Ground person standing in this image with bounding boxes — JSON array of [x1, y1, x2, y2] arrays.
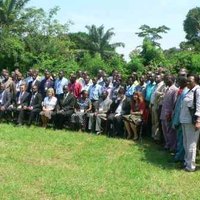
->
[[180, 74, 200, 172], [160, 75, 178, 152], [54, 70, 68, 101]]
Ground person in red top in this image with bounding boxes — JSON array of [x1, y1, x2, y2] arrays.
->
[[123, 92, 146, 140], [68, 74, 82, 98]]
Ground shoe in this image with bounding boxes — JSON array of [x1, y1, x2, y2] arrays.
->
[[184, 167, 196, 172], [96, 131, 102, 135]]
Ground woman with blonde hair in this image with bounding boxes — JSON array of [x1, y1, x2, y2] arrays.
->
[[123, 92, 146, 140], [40, 88, 57, 128]]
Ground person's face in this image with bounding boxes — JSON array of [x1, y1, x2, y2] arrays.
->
[[32, 86, 38, 93], [128, 78, 133, 85], [102, 92, 108, 100], [2, 69, 7, 76], [133, 94, 139, 101], [17, 74, 22, 80], [4, 73, 9, 80], [140, 76, 145, 83], [149, 74, 155, 82], [45, 72, 50, 79], [20, 85, 26, 92], [59, 72, 64, 79], [92, 78, 97, 85], [28, 70, 33, 77], [155, 75, 161, 84], [0, 84, 4, 91], [63, 86, 68, 94], [32, 73, 37, 80], [48, 91, 53, 97], [187, 76, 196, 89], [82, 92, 88, 98], [70, 76, 76, 83], [84, 76, 89, 84]]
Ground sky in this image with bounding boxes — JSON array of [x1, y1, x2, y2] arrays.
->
[[27, 0, 199, 61]]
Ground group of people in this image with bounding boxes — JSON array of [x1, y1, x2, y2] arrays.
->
[[0, 67, 199, 172]]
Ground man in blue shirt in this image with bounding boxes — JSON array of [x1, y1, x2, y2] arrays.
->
[[54, 71, 68, 101]]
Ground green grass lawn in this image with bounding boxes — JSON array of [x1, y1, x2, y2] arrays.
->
[[0, 123, 200, 200]]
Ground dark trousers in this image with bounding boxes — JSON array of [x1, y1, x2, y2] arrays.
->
[[52, 110, 74, 129], [107, 114, 124, 138], [17, 109, 40, 125]]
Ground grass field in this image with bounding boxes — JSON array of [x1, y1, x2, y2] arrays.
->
[[0, 123, 200, 200]]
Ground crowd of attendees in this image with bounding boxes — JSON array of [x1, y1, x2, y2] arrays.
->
[[0, 67, 200, 172]]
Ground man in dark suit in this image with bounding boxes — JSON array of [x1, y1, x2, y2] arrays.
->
[[52, 85, 76, 129], [18, 85, 42, 126], [0, 82, 12, 120], [8, 82, 30, 125], [107, 87, 131, 137], [39, 71, 54, 99], [27, 71, 40, 93]]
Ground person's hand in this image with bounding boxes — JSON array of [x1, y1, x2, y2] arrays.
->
[[166, 113, 172, 121], [1, 106, 5, 111], [195, 121, 200, 131]]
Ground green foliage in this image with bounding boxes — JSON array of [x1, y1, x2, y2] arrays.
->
[[0, 0, 30, 28], [79, 53, 107, 76], [136, 24, 170, 47], [128, 50, 145, 75], [83, 24, 125, 59], [184, 7, 200, 50], [0, 30, 25, 71]]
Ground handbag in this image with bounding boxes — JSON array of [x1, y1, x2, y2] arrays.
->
[[129, 114, 142, 125], [189, 89, 197, 124]]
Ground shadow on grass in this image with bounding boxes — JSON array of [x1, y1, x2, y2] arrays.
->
[[132, 138, 178, 171]]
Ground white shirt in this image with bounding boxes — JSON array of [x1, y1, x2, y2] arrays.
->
[[43, 96, 57, 110], [180, 85, 200, 124]]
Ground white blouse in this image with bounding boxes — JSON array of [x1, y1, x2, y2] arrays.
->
[[43, 96, 57, 110]]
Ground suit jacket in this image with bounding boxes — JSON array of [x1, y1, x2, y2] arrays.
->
[[107, 97, 131, 115], [27, 80, 41, 93], [0, 90, 12, 108], [15, 91, 30, 107], [29, 92, 42, 110], [39, 78, 54, 98], [57, 93, 76, 111]]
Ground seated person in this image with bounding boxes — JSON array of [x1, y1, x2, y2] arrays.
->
[[52, 85, 76, 129], [17, 85, 42, 126], [7, 82, 30, 125], [123, 92, 145, 140], [0, 82, 12, 120], [71, 90, 92, 131], [40, 88, 57, 128], [88, 90, 112, 134], [107, 87, 131, 137]]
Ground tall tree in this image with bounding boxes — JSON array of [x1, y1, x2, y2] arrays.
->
[[136, 24, 170, 47], [83, 24, 125, 59], [184, 7, 200, 50], [0, 0, 29, 28]]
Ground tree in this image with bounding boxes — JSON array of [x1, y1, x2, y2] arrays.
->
[[0, 0, 29, 28], [83, 24, 125, 59], [184, 7, 200, 50], [136, 24, 170, 47]]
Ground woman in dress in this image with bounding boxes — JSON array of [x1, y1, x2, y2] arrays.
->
[[123, 92, 146, 140], [40, 88, 57, 128]]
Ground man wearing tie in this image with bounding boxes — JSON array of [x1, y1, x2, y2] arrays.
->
[[52, 85, 76, 129], [8, 82, 30, 125], [18, 85, 42, 126]]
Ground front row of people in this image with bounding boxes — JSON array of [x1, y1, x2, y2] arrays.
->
[[0, 81, 144, 139]]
